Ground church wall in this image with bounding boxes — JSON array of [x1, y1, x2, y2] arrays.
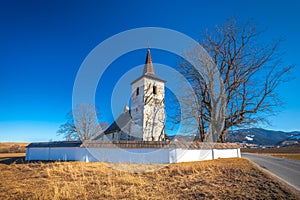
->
[[26, 146, 241, 163], [96, 123, 143, 141], [130, 75, 166, 141], [131, 78, 144, 138], [169, 148, 241, 163], [26, 147, 84, 161], [213, 148, 241, 159], [169, 149, 213, 163], [142, 78, 165, 141], [85, 148, 170, 164], [26, 147, 49, 160], [98, 134, 112, 141]]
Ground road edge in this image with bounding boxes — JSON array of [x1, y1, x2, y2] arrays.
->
[[243, 154, 300, 198]]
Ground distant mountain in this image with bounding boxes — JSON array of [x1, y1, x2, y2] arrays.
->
[[277, 134, 300, 147], [226, 128, 300, 146]]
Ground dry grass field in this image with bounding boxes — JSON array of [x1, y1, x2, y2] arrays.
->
[[0, 158, 299, 200], [263, 153, 300, 160], [0, 142, 28, 153], [241, 146, 300, 154], [242, 146, 300, 160]]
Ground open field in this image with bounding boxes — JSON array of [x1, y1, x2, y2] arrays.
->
[[263, 153, 300, 160], [0, 158, 299, 200], [0, 142, 28, 153], [242, 147, 300, 160], [241, 146, 300, 154]]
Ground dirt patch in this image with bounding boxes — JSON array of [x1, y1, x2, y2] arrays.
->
[[0, 158, 298, 199]]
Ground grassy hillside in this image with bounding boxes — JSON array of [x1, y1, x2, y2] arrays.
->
[[0, 158, 298, 199]]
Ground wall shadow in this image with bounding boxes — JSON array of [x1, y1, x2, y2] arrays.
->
[[0, 156, 25, 165]]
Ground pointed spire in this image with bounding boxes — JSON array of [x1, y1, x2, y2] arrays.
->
[[143, 49, 155, 76]]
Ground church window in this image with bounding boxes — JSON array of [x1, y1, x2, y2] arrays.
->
[[136, 87, 139, 96], [153, 86, 157, 94]]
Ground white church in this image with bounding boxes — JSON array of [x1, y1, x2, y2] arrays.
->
[[94, 49, 167, 142], [25, 49, 241, 163]]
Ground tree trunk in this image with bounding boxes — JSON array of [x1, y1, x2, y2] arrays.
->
[[218, 128, 228, 143]]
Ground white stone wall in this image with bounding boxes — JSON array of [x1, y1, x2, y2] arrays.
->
[[86, 148, 169, 164], [213, 148, 241, 159], [25, 147, 86, 161], [169, 149, 213, 163], [26, 147, 241, 163]]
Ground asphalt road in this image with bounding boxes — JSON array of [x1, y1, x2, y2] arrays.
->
[[242, 153, 300, 191]]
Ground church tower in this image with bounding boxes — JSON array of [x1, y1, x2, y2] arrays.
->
[[130, 49, 166, 141]]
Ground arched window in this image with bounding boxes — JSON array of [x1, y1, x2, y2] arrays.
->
[[136, 87, 139, 96]]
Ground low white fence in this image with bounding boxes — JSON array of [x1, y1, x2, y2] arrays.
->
[[26, 147, 241, 164]]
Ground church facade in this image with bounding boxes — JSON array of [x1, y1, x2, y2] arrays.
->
[[95, 49, 167, 141]]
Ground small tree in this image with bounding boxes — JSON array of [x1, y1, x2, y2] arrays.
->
[[178, 19, 292, 142], [57, 103, 104, 141]]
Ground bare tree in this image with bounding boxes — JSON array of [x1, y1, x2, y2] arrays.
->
[[57, 103, 104, 141], [178, 19, 292, 142]]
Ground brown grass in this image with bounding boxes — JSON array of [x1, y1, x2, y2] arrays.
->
[[0, 142, 28, 153], [0, 158, 298, 200], [242, 147, 300, 160], [263, 153, 300, 160], [241, 146, 300, 154], [0, 153, 25, 158]]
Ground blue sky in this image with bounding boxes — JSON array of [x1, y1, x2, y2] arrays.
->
[[0, 0, 299, 142]]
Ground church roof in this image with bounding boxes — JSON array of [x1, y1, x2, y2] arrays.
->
[[131, 49, 166, 85], [93, 111, 132, 140]]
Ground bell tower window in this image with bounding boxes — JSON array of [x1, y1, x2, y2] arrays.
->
[[153, 86, 157, 94], [136, 87, 139, 96]]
